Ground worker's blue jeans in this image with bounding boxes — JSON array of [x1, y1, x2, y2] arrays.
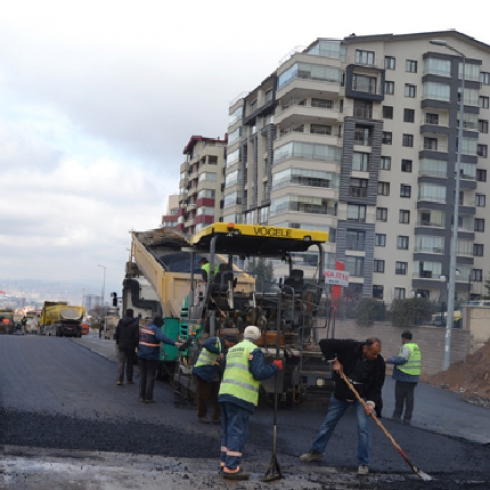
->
[[310, 394, 371, 466], [220, 401, 251, 471]]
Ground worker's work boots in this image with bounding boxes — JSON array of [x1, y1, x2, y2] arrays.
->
[[222, 468, 250, 480], [299, 451, 324, 462]]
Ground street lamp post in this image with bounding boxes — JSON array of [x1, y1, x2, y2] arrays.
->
[[430, 39, 466, 370], [97, 264, 106, 312]]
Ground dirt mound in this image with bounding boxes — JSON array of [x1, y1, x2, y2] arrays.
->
[[427, 342, 490, 406]]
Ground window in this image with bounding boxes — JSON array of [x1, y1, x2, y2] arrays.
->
[[394, 287, 406, 300], [403, 134, 414, 147], [404, 108, 415, 123], [312, 98, 334, 109], [479, 120, 489, 133], [380, 156, 391, 170], [399, 210, 410, 223], [354, 126, 372, 145], [347, 204, 367, 222], [345, 256, 365, 276], [424, 58, 451, 77], [475, 218, 485, 232], [477, 145, 488, 158], [376, 207, 388, 221], [378, 181, 390, 196], [352, 152, 369, 171], [373, 285, 384, 299], [418, 183, 446, 202], [424, 137, 438, 150], [473, 269, 483, 282], [426, 113, 439, 125], [395, 262, 408, 275], [401, 159, 412, 172], [477, 169, 487, 182], [383, 106, 393, 119], [356, 49, 375, 64], [481, 72, 490, 85], [385, 81, 395, 94], [480, 96, 490, 109], [382, 132, 392, 144], [352, 74, 377, 93], [400, 184, 411, 198], [346, 229, 366, 250], [375, 233, 386, 247], [374, 260, 385, 273], [385, 56, 396, 70], [397, 236, 409, 250], [423, 81, 450, 101], [406, 59, 418, 73], [476, 194, 486, 207], [474, 244, 484, 256], [405, 84, 416, 97]]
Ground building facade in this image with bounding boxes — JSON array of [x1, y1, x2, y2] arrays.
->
[[161, 194, 179, 228], [223, 31, 490, 302], [177, 135, 227, 235]]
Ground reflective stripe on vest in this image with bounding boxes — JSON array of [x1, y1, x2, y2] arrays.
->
[[195, 338, 221, 368], [398, 342, 421, 375], [219, 339, 260, 406], [140, 327, 159, 348]]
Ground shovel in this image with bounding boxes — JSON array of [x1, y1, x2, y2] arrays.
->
[[263, 291, 284, 483], [340, 371, 432, 482]]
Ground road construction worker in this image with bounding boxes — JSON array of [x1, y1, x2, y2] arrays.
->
[[199, 257, 219, 282], [193, 333, 238, 424], [115, 308, 139, 385], [386, 330, 421, 425], [300, 337, 385, 476], [21, 316, 27, 334], [137, 316, 182, 403], [218, 325, 283, 481]]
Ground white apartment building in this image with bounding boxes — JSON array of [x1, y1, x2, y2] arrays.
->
[[223, 30, 490, 303], [177, 135, 227, 235]]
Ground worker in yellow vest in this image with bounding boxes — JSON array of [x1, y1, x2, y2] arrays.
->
[[386, 330, 421, 425], [218, 326, 283, 481], [193, 334, 238, 424]]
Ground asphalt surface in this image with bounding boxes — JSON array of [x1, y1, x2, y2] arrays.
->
[[0, 331, 489, 489]]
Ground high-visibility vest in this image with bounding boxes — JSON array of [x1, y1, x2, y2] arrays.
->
[[195, 337, 221, 368], [201, 262, 219, 279], [219, 339, 260, 406], [398, 342, 421, 376]]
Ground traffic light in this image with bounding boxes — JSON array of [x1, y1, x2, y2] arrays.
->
[[111, 292, 118, 307]]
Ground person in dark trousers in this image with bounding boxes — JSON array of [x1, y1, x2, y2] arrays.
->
[[218, 326, 283, 481], [114, 309, 140, 385], [300, 337, 385, 476], [138, 316, 181, 403], [386, 330, 421, 425], [193, 333, 238, 424]]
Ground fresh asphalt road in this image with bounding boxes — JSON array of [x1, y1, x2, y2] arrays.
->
[[0, 332, 489, 490]]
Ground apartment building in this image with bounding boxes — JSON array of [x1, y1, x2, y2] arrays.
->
[[223, 30, 490, 303], [161, 194, 179, 228], [176, 135, 227, 235]]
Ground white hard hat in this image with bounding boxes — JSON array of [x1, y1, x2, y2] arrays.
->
[[244, 325, 260, 341]]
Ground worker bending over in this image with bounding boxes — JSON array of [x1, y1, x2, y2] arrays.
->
[[300, 337, 385, 476]]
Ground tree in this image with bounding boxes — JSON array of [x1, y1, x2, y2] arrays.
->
[[247, 258, 276, 293], [355, 298, 384, 327], [390, 297, 433, 329]]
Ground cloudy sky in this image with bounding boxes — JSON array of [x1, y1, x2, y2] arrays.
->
[[0, 0, 488, 299]]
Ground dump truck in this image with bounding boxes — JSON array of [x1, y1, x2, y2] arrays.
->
[[40, 302, 86, 337], [0, 309, 15, 335], [123, 227, 255, 377]]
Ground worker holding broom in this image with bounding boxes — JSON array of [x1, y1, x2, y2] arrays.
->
[[218, 325, 283, 481], [300, 337, 385, 476]]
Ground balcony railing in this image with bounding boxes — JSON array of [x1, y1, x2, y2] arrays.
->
[[349, 187, 368, 198], [353, 107, 373, 119], [414, 246, 444, 254], [353, 136, 373, 146]]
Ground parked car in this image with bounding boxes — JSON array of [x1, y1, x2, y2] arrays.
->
[[431, 310, 462, 328]]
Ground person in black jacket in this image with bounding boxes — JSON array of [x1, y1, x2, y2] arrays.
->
[[299, 337, 385, 476], [114, 309, 140, 385]]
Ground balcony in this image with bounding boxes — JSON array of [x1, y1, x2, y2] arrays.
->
[[349, 187, 368, 198], [275, 100, 339, 126], [352, 106, 373, 119], [414, 246, 444, 254]]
